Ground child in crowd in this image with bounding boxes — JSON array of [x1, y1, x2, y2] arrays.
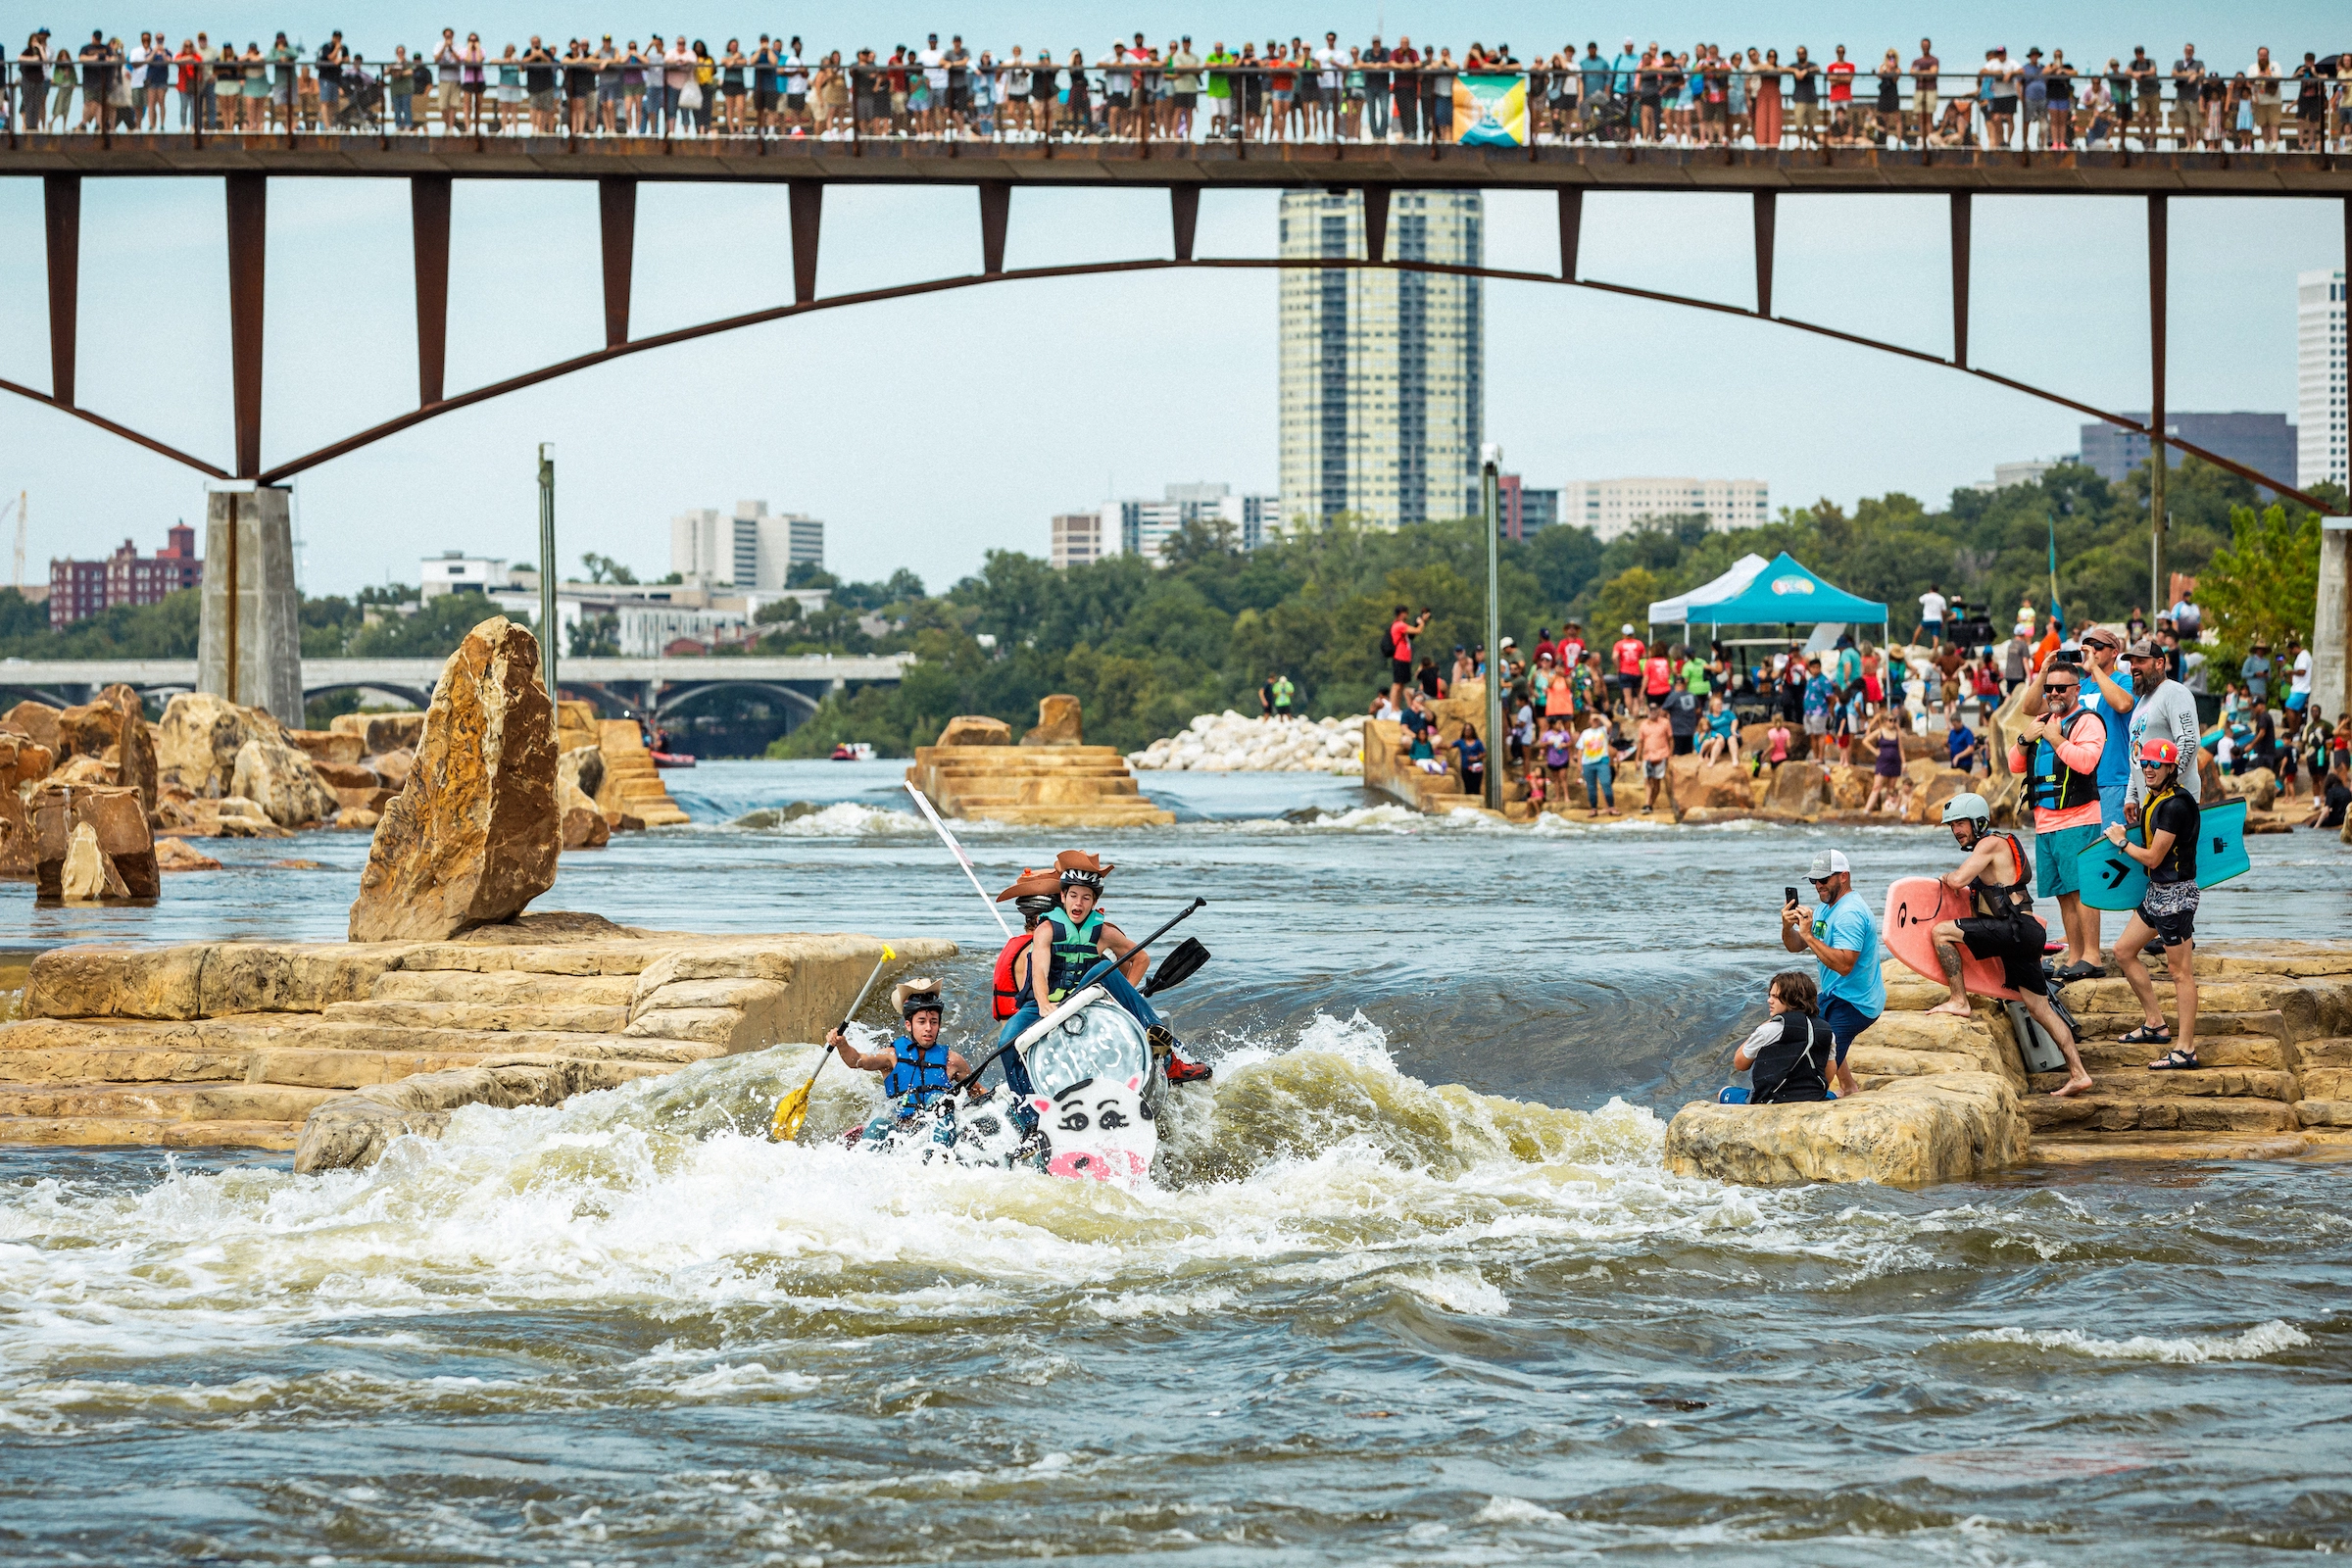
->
[[1541, 716, 1573, 804]]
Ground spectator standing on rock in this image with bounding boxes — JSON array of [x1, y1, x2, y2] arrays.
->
[[1612, 624, 1646, 714], [1779, 848, 1879, 1098], [1387, 605, 1431, 709], [1665, 682, 1700, 757], [1917, 582, 1948, 645], [2011, 657, 2108, 981], [2106, 739, 2203, 1070], [1802, 657, 1835, 759], [1577, 710, 1619, 814], [2123, 637, 2200, 819], [1637, 702, 1674, 812]]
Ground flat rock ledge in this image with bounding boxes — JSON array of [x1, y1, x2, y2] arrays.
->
[[0, 912, 955, 1173], [1665, 939, 2352, 1188]]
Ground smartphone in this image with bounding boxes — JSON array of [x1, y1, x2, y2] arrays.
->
[[1785, 886, 1799, 908]]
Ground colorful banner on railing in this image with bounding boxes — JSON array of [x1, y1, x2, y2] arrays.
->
[[1453, 74, 1528, 147]]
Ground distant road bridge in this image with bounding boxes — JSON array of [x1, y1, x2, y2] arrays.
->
[[0, 652, 910, 720]]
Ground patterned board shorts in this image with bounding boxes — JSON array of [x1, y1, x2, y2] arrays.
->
[[2136, 878, 2200, 948]]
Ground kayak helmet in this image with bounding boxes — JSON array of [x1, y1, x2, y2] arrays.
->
[[2136, 738, 2180, 767], [894, 979, 944, 1020], [1014, 894, 1056, 922], [1059, 866, 1103, 893], [1939, 791, 1991, 838]]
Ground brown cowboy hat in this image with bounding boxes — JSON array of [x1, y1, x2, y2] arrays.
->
[[994, 866, 1061, 902], [1054, 849, 1114, 881]]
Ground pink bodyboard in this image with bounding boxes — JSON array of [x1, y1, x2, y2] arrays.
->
[[1881, 875, 2019, 1001]]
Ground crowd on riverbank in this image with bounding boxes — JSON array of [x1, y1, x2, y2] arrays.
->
[[11, 26, 2349, 150]]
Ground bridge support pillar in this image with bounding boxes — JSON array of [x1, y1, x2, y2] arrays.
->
[[44, 174, 79, 407], [1556, 188, 1582, 281], [1362, 186, 1389, 264], [199, 486, 304, 725], [2317, 520, 2351, 729]]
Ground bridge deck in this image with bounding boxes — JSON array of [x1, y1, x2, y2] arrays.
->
[[6, 133, 2348, 196]]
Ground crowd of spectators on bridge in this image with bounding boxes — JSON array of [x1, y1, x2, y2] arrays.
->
[[9, 25, 2351, 151]]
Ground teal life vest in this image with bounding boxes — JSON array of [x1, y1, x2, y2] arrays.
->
[[881, 1033, 954, 1111], [1045, 906, 1105, 1002]]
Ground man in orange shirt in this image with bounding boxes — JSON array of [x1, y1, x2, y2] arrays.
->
[[2008, 658, 2109, 979], [1637, 701, 1675, 813]]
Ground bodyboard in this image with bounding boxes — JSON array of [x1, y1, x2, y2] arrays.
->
[[2074, 797, 2249, 912], [1883, 875, 2019, 1001]]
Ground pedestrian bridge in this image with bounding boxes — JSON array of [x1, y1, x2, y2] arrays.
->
[[0, 652, 910, 720]]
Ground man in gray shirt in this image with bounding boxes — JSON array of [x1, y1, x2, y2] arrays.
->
[[2123, 637, 2201, 818]]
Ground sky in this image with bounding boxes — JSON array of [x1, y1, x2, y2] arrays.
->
[[2, 2, 2346, 598]]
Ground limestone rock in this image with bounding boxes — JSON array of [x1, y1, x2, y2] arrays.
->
[[155, 837, 223, 871], [557, 748, 609, 850], [54, 690, 157, 813], [2, 700, 62, 752], [1765, 760, 1826, 816], [32, 783, 158, 899], [1910, 767, 1975, 824], [1826, 763, 1870, 809], [59, 822, 129, 902], [331, 710, 427, 756], [370, 748, 415, 789], [349, 615, 560, 943], [230, 734, 340, 828], [0, 790, 31, 877], [50, 754, 118, 787], [0, 729, 56, 794], [101, 685, 159, 813], [335, 807, 382, 831], [1664, 1071, 2029, 1186], [2233, 766, 2278, 810], [289, 728, 367, 765], [1667, 755, 1750, 810], [1021, 695, 1084, 747], [156, 692, 266, 798], [937, 714, 1012, 747], [2198, 747, 2225, 803], [556, 699, 602, 753], [313, 758, 380, 791]]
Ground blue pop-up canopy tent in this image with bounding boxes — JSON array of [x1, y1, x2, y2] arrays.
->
[[1651, 552, 1889, 630]]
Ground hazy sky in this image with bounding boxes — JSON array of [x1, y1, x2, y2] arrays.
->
[[2, 2, 2345, 596]]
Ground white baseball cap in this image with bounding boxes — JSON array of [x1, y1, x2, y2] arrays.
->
[[1805, 849, 1851, 880]]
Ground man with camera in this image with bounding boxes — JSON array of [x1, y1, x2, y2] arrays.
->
[[2010, 650, 2109, 982], [1779, 848, 1881, 1098]]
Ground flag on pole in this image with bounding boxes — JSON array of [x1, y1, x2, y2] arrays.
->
[[2046, 516, 2064, 634]]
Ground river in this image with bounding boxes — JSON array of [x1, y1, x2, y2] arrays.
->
[[3, 760, 2348, 1564]]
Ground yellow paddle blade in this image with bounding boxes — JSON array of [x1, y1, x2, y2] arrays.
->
[[883, 944, 895, 961], [768, 1079, 814, 1143]]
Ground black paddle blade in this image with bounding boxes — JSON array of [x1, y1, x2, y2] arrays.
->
[[1144, 937, 1210, 998]]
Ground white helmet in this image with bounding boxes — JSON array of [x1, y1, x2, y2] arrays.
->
[[1939, 792, 1990, 830]]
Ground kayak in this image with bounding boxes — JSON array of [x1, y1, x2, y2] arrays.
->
[[651, 750, 696, 769], [851, 985, 1166, 1182], [829, 742, 876, 761]]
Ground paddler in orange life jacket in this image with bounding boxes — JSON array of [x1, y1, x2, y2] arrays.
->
[[993, 851, 1213, 1086]]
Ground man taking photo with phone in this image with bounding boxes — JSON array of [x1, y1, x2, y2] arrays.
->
[[1779, 848, 1882, 1098]]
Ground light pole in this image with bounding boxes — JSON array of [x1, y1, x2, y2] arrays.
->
[[1482, 443, 1502, 811], [537, 443, 558, 735]]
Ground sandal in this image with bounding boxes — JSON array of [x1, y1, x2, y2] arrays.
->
[[2118, 1025, 2171, 1047], [2050, 960, 2104, 983], [2147, 1048, 2199, 1071]]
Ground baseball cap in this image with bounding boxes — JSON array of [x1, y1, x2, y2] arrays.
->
[[2080, 624, 2123, 650], [1806, 849, 1850, 880], [2124, 637, 2162, 659]]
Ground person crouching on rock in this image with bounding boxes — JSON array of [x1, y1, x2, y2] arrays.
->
[[1021, 850, 1213, 1085], [2106, 739, 2203, 1070], [1722, 970, 1837, 1104], [1927, 791, 2094, 1097], [827, 980, 975, 1148]]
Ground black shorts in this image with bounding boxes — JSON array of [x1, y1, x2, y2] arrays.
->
[[1672, 734, 1694, 756], [1959, 912, 2048, 995], [1390, 659, 1412, 686], [754, 87, 776, 111]]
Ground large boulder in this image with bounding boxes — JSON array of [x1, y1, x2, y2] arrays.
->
[[1667, 755, 1750, 810], [331, 710, 427, 756], [2232, 766, 2279, 810], [936, 714, 1012, 747], [556, 699, 602, 753], [287, 727, 367, 765], [1908, 766, 1976, 824], [557, 746, 610, 850], [52, 686, 158, 813], [348, 616, 560, 943], [1826, 763, 1870, 809], [31, 782, 158, 900], [1765, 760, 1826, 816], [101, 685, 159, 813], [1664, 1072, 2029, 1186], [2, 700, 62, 752], [231, 732, 342, 827], [1021, 695, 1084, 747], [370, 748, 416, 790], [156, 692, 264, 798]]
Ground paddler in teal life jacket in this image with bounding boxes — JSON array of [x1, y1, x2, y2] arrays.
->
[[825, 979, 974, 1146], [1000, 850, 1212, 1085]]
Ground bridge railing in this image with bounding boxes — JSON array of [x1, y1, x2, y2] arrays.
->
[[6, 57, 2346, 156]]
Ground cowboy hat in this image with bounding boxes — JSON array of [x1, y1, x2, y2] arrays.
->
[[994, 866, 1061, 902], [891, 979, 945, 1017]]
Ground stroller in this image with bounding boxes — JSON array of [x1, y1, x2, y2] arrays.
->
[[1582, 94, 1633, 143], [333, 65, 383, 130]]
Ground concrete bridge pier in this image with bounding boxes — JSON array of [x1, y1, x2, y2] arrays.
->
[[2319, 518, 2350, 725], [198, 485, 304, 724]]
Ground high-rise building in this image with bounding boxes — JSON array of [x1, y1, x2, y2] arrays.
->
[[48, 523, 203, 629], [1073, 483, 1281, 567], [1278, 190, 1483, 531], [1051, 512, 1105, 570], [670, 501, 822, 590], [2079, 413, 2298, 491], [2299, 270, 2347, 492], [1462, 474, 1561, 538], [1558, 478, 1770, 542]]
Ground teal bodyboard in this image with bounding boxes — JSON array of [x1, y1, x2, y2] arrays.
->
[[2075, 797, 2249, 911]]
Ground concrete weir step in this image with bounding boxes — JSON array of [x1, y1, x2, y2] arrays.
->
[[321, 1000, 631, 1033], [2034, 1130, 2334, 1163], [2069, 1034, 2293, 1072], [2028, 1065, 2300, 1102], [368, 970, 639, 1006], [0, 1080, 344, 1123], [2028, 1094, 2301, 1135], [0, 1114, 301, 1151]]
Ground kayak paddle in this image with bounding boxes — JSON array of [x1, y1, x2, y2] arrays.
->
[[768, 943, 895, 1143], [1142, 936, 1210, 998]]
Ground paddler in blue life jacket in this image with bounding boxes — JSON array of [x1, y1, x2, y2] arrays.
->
[[825, 979, 974, 1146], [998, 850, 1213, 1085]]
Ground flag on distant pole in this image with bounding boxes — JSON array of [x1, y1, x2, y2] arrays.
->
[[2046, 516, 2064, 634]]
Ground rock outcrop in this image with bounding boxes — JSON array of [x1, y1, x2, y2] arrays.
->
[[1764, 760, 1826, 816], [592, 721, 690, 827], [557, 746, 610, 850], [1130, 712, 1366, 775], [0, 729, 57, 876], [350, 616, 562, 943], [909, 698, 1172, 826], [331, 710, 427, 756], [4, 700, 63, 752], [156, 692, 260, 798], [288, 728, 366, 766], [1022, 694, 1085, 747], [1667, 756, 1751, 811], [936, 714, 1012, 747], [1666, 1072, 2029, 1186], [32, 782, 158, 901], [231, 732, 342, 827]]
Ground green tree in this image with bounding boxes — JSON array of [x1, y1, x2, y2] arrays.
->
[[580, 552, 638, 585], [2198, 503, 2322, 672]]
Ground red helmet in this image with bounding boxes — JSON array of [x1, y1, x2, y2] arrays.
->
[[2136, 738, 2180, 766]]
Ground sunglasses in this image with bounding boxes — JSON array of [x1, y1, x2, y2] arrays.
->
[[2137, 759, 2173, 771]]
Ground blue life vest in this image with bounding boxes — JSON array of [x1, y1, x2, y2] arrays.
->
[[880, 1033, 954, 1111], [1045, 906, 1104, 1002]]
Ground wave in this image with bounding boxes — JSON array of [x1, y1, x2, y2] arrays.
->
[[726, 802, 932, 836], [1956, 1320, 2312, 1364]]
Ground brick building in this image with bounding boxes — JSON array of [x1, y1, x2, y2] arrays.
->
[[49, 524, 203, 629]]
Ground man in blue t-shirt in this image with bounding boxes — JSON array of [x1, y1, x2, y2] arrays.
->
[[2067, 625, 2136, 829], [1780, 848, 1884, 1097]]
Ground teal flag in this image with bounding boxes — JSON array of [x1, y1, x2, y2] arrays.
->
[[2047, 517, 2063, 633]]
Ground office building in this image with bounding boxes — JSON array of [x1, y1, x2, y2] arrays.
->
[[2300, 270, 2347, 492], [420, 552, 506, 598], [1462, 474, 1561, 539], [1278, 189, 1483, 531], [671, 500, 823, 590], [1052, 512, 1105, 570], [1970, 459, 2063, 494], [1558, 478, 1770, 542], [48, 524, 203, 629], [2079, 413, 2298, 491]]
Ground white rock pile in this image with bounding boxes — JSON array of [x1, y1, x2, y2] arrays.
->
[[1129, 712, 1366, 774]]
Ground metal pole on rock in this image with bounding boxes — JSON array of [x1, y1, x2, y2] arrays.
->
[[537, 443, 559, 734], [1482, 444, 1503, 810]]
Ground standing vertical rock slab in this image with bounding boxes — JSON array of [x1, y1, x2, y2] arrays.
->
[[1021, 695, 1085, 747], [101, 685, 161, 815], [32, 783, 158, 900], [349, 616, 560, 943]]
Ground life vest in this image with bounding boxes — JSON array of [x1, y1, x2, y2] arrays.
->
[[880, 1033, 954, 1110], [1044, 906, 1104, 1002], [2142, 783, 2199, 885], [1968, 829, 2034, 917], [2029, 709, 2103, 813], [1751, 1012, 1834, 1103], [991, 929, 1034, 1020]]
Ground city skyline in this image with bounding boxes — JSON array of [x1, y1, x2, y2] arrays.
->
[[1, 2, 2345, 597]]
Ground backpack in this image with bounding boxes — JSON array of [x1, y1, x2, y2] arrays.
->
[[1377, 628, 1396, 662]]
